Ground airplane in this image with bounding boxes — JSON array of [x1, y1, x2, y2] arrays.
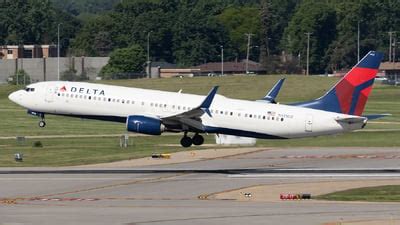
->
[[8, 51, 387, 147]]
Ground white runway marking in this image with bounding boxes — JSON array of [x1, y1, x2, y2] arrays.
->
[[229, 173, 400, 178], [0, 178, 131, 181]]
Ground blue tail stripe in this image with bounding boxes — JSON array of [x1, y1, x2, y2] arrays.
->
[[348, 79, 375, 115], [357, 52, 384, 69]]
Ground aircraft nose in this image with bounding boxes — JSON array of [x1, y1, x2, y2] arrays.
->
[[8, 91, 21, 104]]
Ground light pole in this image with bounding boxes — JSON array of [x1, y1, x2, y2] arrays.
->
[[220, 45, 224, 76], [388, 31, 396, 62], [305, 32, 312, 76], [245, 33, 254, 74], [147, 31, 152, 78], [57, 23, 61, 81]]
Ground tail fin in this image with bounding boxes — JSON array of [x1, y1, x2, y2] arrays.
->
[[293, 51, 384, 116]]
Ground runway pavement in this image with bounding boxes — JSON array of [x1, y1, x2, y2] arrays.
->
[[1, 147, 400, 225]]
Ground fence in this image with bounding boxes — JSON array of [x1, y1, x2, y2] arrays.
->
[[0, 57, 109, 83]]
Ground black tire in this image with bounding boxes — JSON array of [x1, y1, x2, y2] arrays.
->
[[192, 134, 204, 146], [39, 121, 46, 128], [180, 136, 193, 148]]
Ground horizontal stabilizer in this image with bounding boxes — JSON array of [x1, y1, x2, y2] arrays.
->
[[335, 116, 367, 124], [364, 114, 391, 120]]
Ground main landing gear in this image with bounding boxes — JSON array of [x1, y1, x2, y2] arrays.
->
[[180, 133, 205, 148]]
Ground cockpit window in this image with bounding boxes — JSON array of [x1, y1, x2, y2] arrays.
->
[[25, 87, 35, 92]]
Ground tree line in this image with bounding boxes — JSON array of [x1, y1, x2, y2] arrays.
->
[[1, 0, 400, 76]]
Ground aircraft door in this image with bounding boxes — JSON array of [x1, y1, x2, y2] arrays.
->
[[305, 115, 313, 132], [45, 85, 55, 103]]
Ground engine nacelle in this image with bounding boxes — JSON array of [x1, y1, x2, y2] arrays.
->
[[126, 115, 165, 135]]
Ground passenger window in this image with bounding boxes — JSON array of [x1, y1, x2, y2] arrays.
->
[[88, 96, 92, 100]]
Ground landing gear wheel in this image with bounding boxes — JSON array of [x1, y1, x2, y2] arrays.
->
[[180, 136, 193, 148], [39, 120, 46, 128], [192, 134, 204, 146]]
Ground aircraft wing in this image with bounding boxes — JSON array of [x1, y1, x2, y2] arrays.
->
[[257, 78, 285, 104], [161, 86, 219, 132]]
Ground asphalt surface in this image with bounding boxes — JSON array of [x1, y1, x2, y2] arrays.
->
[[1, 147, 400, 225]]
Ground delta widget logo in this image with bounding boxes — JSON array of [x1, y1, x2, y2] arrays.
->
[[60, 86, 67, 92]]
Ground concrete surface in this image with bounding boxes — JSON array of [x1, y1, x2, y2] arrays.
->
[[1, 147, 400, 225]]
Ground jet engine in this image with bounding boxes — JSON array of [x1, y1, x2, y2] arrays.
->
[[126, 115, 165, 135]]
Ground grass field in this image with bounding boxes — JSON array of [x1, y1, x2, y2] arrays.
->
[[0, 75, 399, 166], [316, 185, 400, 202]]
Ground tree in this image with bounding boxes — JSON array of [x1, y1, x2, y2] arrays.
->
[[8, 70, 31, 85], [0, 0, 80, 53], [218, 6, 261, 61], [283, 1, 337, 74], [100, 44, 146, 79]]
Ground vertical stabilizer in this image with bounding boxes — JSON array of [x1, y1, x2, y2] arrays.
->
[[293, 51, 384, 116]]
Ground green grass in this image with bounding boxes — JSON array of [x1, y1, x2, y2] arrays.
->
[[0, 135, 215, 167], [0, 75, 399, 167], [316, 185, 400, 202]]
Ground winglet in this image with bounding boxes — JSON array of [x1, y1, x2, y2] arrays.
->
[[200, 86, 219, 116], [262, 78, 285, 103]]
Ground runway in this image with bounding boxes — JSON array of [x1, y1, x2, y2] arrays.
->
[[1, 147, 400, 225]]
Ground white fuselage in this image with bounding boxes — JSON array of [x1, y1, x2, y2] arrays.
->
[[8, 81, 365, 139]]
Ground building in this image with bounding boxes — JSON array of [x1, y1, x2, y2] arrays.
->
[[380, 62, 400, 85], [0, 45, 57, 60], [159, 68, 201, 78], [193, 60, 266, 75]]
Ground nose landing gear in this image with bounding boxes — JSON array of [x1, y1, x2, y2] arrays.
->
[[38, 113, 46, 128], [180, 133, 204, 148], [39, 120, 46, 128]]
